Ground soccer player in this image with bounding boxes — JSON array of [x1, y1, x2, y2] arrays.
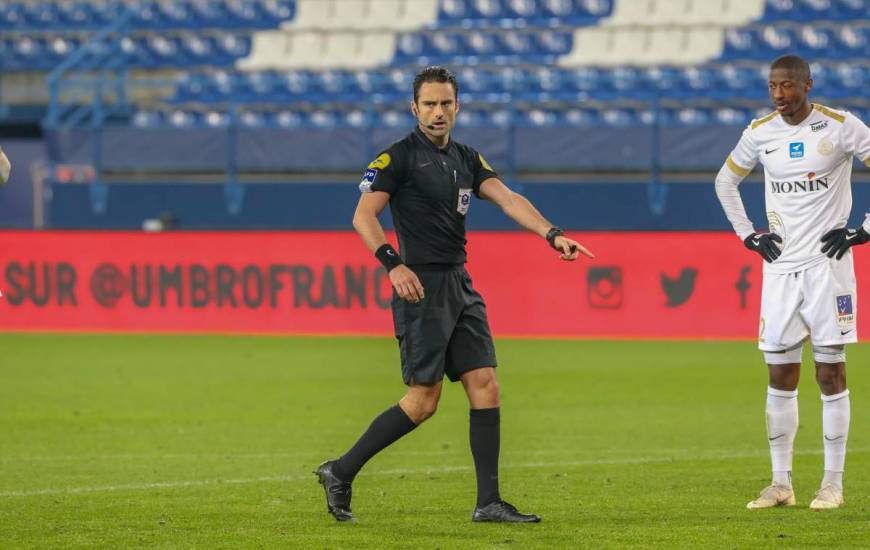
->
[[314, 66, 593, 523], [715, 55, 870, 510], [0, 146, 10, 185]]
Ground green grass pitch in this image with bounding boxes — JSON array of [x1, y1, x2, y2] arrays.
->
[[2, 334, 870, 548]]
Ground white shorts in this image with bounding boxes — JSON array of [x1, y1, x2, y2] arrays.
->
[[759, 256, 858, 352]]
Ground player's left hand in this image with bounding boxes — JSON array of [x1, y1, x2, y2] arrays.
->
[[553, 235, 594, 261], [820, 227, 870, 259]]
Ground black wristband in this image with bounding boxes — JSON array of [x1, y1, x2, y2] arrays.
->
[[545, 227, 564, 250], [375, 244, 404, 271]]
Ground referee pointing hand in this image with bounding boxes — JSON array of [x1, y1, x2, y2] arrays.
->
[[315, 66, 593, 524]]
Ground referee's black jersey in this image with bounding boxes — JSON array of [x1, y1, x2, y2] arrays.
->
[[359, 126, 499, 265]]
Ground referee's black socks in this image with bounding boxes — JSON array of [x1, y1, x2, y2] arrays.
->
[[334, 404, 417, 482], [470, 407, 501, 507]]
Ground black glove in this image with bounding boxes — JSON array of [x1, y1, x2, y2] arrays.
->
[[820, 227, 870, 259], [744, 232, 783, 263]]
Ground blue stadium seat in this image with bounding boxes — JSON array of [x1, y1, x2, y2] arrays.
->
[[307, 110, 340, 129], [713, 107, 753, 126], [486, 108, 513, 127], [762, 0, 800, 22], [467, 31, 500, 56], [722, 28, 758, 60], [832, 0, 868, 20], [504, 0, 538, 19], [168, 109, 201, 127], [600, 107, 636, 127], [470, 0, 507, 21], [831, 63, 868, 98], [344, 109, 369, 128], [562, 107, 599, 126], [131, 109, 166, 128], [833, 25, 868, 57], [718, 63, 766, 100], [273, 109, 304, 128], [204, 110, 230, 127], [536, 30, 572, 55], [519, 108, 559, 127], [565, 66, 602, 94], [798, 0, 833, 20], [440, 0, 471, 23], [679, 66, 717, 98], [758, 26, 796, 59], [457, 108, 488, 126], [641, 67, 681, 97], [378, 109, 414, 128], [237, 71, 277, 102], [673, 107, 711, 126], [239, 109, 268, 127], [796, 25, 835, 58]]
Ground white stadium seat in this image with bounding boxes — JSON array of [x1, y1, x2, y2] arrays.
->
[[236, 31, 289, 71], [558, 27, 612, 66], [284, 0, 333, 30], [600, 0, 656, 26]]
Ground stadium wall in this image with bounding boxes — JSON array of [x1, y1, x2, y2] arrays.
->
[[3, 229, 867, 340]]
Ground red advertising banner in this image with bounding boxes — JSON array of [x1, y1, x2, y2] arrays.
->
[[0, 230, 866, 339]]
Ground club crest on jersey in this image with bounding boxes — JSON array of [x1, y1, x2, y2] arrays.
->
[[789, 142, 804, 158], [818, 138, 834, 156], [359, 168, 377, 193], [836, 294, 854, 326], [457, 188, 472, 215]]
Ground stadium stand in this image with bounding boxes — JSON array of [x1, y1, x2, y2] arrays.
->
[[3, 0, 869, 174]]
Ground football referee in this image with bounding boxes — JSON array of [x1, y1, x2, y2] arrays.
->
[[315, 66, 593, 523]]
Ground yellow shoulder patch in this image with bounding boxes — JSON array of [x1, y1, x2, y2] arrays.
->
[[751, 111, 779, 130], [813, 103, 846, 123], [479, 153, 494, 172], [726, 155, 751, 177], [368, 153, 391, 170]]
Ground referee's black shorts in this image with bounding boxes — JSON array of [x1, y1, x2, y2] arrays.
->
[[391, 265, 497, 385]]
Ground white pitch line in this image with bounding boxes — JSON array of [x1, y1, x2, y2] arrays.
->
[[2, 447, 864, 498]]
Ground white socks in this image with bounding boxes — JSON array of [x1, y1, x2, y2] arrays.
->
[[764, 387, 851, 491], [766, 387, 799, 487], [821, 389, 850, 490]]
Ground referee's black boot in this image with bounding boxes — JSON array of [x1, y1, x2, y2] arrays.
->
[[314, 460, 354, 522], [472, 500, 541, 523]]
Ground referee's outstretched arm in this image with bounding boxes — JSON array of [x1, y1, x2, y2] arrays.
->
[[353, 190, 425, 303], [478, 177, 594, 261]]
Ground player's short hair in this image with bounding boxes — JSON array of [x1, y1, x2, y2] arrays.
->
[[770, 55, 811, 82], [413, 66, 459, 102]]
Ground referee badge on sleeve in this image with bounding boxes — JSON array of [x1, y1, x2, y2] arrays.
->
[[359, 168, 377, 193], [457, 188, 472, 215]]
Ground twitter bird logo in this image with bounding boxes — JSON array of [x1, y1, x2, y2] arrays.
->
[[660, 268, 698, 307]]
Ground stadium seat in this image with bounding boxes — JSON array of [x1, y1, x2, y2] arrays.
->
[[131, 109, 165, 128], [722, 27, 756, 60], [273, 109, 304, 127], [600, 0, 655, 25], [557, 27, 610, 66], [833, 25, 867, 58], [236, 31, 288, 70]]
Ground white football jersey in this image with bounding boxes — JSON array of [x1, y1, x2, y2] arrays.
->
[[725, 104, 870, 273]]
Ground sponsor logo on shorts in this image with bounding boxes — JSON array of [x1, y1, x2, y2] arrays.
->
[[836, 294, 855, 326]]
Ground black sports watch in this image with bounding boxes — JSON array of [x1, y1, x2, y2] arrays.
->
[[545, 227, 564, 250]]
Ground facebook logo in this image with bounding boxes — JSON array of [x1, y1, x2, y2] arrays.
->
[[789, 142, 804, 158]]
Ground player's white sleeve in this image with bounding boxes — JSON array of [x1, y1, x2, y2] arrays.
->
[[0, 147, 10, 185], [842, 113, 870, 232], [715, 127, 758, 241]]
